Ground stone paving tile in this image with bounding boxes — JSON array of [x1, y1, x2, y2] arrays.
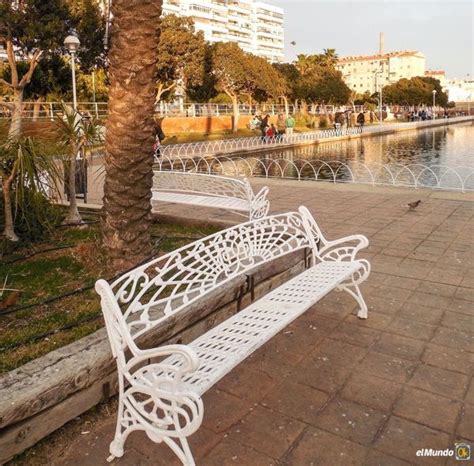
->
[[441, 311, 473, 332], [408, 364, 470, 400], [457, 404, 474, 441], [341, 373, 403, 412], [215, 365, 277, 404], [455, 286, 474, 301], [407, 291, 453, 310], [383, 275, 421, 290], [394, 387, 462, 433], [284, 427, 369, 466], [228, 405, 306, 459], [448, 297, 474, 317], [200, 389, 255, 434], [358, 351, 417, 383], [373, 333, 426, 361], [397, 302, 445, 325], [201, 437, 275, 465], [313, 397, 388, 445], [386, 317, 437, 341], [261, 380, 329, 425], [421, 343, 474, 375], [465, 380, 474, 405], [374, 416, 451, 464], [431, 327, 474, 352], [328, 321, 381, 347], [364, 450, 412, 466]]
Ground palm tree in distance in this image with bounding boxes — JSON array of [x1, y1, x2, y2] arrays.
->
[[102, 0, 163, 267]]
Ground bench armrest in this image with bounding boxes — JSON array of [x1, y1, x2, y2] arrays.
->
[[250, 186, 270, 219], [126, 344, 200, 380], [319, 234, 369, 262]]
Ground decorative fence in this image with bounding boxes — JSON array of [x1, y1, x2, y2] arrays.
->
[[0, 101, 367, 120], [155, 154, 474, 193], [159, 116, 474, 158]]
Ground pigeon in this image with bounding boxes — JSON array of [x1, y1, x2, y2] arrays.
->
[[406, 200, 422, 210], [290, 41, 296, 46]]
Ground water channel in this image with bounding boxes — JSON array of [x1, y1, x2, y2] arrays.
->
[[203, 121, 474, 191]]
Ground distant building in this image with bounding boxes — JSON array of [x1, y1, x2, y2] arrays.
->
[[162, 0, 285, 62], [445, 78, 474, 102], [336, 50, 426, 94], [0, 45, 7, 62], [336, 33, 426, 94]]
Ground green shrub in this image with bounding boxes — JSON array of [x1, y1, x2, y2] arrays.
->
[[0, 190, 61, 244], [319, 116, 329, 128]]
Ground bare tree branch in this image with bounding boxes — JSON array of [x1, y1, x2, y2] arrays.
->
[[18, 50, 42, 89], [6, 39, 18, 87]]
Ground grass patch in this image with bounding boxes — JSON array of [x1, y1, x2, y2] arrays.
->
[[0, 219, 221, 374]]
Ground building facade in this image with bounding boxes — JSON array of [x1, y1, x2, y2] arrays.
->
[[445, 78, 474, 102], [336, 50, 426, 94], [162, 0, 285, 62]]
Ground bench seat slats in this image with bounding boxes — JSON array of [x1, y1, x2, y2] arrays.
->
[[141, 261, 361, 396], [152, 191, 249, 212]]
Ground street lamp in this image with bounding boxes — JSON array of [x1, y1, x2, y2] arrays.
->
[[64, 35, 80, 111], [374, 70, 383, 125], [432, 89, 437, 119]]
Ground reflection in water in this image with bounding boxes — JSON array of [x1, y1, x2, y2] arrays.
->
[[205, 122, 474, 190]]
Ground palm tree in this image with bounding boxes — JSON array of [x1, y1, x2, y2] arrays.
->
[[322, 48, 339, 67], [1, 137, 59, 241], [56, 104, 102, 225], [101, 0, 162, 266]]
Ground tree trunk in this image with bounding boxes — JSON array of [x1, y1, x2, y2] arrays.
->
[[2, 177, 19, 242], [62, 148, 82, 225], [8, 89, 24, 140], [102, 0, 162, 267], [231, 95, 239, 133], [32, 97, 44, 121], [282, 96, 289, 116]]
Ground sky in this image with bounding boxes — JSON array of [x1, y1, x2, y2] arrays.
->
[[267, 0, 473, 79]]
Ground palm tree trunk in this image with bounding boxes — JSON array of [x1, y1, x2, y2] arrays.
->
[[231, 95, 239, 133], [63, 147, 82, 225], [102, 0, 162, 267]]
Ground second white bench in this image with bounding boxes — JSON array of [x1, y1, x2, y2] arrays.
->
[[152, 171, 270, 220]]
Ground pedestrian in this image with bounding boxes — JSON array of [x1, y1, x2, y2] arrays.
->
[[249, 114, 261, 131], [357, 112, 365, 133], [260, 114, 270, 140], [286, 113, 296, 136], [153, 121, 165, 158], [276, 113, 286, 140], [265, 123, 276, 142]]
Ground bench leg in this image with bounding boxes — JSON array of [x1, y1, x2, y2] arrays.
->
[[341, 283, 368, 319], [338, 260, 370, 319], [107, 398, 136, 462]]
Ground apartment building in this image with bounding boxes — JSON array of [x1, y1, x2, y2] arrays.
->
[[162, 0, 285, 62], [335, 33, 426, 94], [336, 50, 426, 94]]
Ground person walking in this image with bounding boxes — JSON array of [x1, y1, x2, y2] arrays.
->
[[286, 113, 296, 136], [357, 112, 365, 133], [260, 114, 270, 141], [276, 113, 286, 140], [153, 122, 165, 158]]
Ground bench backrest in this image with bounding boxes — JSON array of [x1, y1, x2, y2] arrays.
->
[[95, 207, 326, 358], [153, 171, 253, 201]]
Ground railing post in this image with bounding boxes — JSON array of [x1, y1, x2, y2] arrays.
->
[[49, 102, 54, 121]]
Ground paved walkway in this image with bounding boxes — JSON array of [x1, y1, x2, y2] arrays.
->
[[49, 181, 473, 465]]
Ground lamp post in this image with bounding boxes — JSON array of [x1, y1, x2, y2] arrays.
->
[[64, 35, 80, 111], [374, 70, 383, 125], [432, 89, 437, 119]]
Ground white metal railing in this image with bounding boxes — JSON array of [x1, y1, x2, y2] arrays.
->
[[0, 101, 368, 120], [0, 101, 108, 120], [156, 154, 474, 193], [159, 116, 474, 158]]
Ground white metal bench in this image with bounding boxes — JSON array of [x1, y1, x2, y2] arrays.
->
[[151, 171, 270, 220], [95, 206, 370, 465]]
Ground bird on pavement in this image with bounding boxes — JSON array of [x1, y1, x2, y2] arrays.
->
[[406, 200, 422, 210]]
